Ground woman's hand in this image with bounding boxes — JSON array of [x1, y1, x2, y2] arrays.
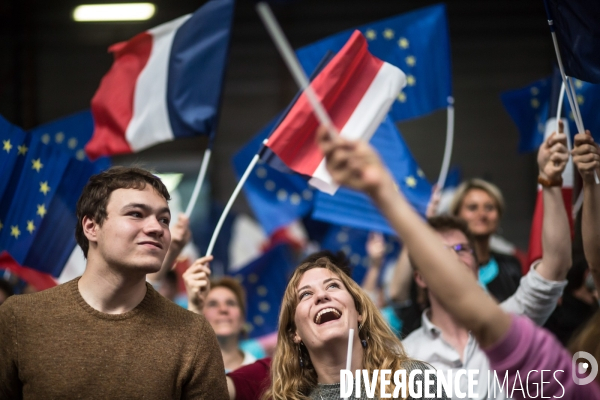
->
[[537, 120, 569, 181], [183, 255, 213, 314]]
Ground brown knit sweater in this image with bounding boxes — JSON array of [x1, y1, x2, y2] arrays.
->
[[0, 278, 228, 399]]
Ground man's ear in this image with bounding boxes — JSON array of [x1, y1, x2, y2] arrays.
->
[[414, 270, 428, 289], [82, 215, 99, 244]]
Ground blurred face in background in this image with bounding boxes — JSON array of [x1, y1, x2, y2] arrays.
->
[[204, 287, 245, 339], [458, 188, 499, 238]]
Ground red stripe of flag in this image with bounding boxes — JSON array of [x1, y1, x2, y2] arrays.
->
[[86, 33, 153, 160], [266, 31, 383, 177]]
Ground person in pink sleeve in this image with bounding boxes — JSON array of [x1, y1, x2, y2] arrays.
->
[[316, 123, 600, 399]]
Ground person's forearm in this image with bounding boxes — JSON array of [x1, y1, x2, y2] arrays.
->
[[388, 248, 412, 302], [537, 187, 572, 281], [582, 182, 600, 288], [361, 265, 381, 295], [370, 184, 510, 346]]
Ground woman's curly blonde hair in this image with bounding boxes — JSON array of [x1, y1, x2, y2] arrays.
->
[[262, 257, 412, 400]]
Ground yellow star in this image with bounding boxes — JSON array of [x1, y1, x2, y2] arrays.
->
[[253, 315, 264, 326], [575, 79, 583, 89], [26, 220, 35, 234], [530, 87, 539, 96], [32, 158, 43, 172], [569, 111, 575, 121], [405, 55, 416, 67], [55, 132, 65, 144], [18, 144, 28, 155], [405, 175, 417, 188], [39, 181, 51, 195], [398, 37, 409, 49], [37, 204, 47, 217], [417, 169, 425, 178], [365, 29, 376, 40], [41, 133, 50, 144], [10, 225, 20, 239], [397, 92, 407, 103], [406, 75, 416, 86], [76, 149, 85, 161], [0, 220, 3, 231], [577, 95, 585, 105], [383, 28, 394, 39], [2, 139, 12, 153], [531, 98, 540, 109], [67, 138, 78, 149]]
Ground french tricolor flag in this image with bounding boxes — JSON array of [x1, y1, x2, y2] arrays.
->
[[265, 31, 406, 194], [85, 0, 234, 160]]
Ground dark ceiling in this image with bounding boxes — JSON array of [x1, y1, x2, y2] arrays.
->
[[0, 0, 555, 248]]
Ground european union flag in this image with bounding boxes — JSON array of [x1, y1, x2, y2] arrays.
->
[[28, 110, 95, 161], [318, 224, 400, 285], [0, 116, 28, 203], [311, 116, 432, 235], [232, 118, 314, 235], [296, 4, 452, 122], [0, 131, 109, 276], [545, 0, 600, 84], [501, 77, 552, 153], [0, 135, 71, 271], [232, 244, 296, 339], [502, 75, 600, 153]]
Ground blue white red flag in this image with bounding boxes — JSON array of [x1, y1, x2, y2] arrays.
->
[[85, 0, 234, 159]]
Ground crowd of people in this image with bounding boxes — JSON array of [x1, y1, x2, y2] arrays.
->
[[1, 123, 600, 399]]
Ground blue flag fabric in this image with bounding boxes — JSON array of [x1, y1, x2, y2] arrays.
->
[[0, 116, 28, 203], [311, 116, 432, 235], [545, 0, 600, 84], [502, 76, 600, 152], [318, 224, 400, 285], [232, 118, 314, 235], [501, 77, 552, 153], [28, 110, 95, 161], [232, 244, 296, 339], [296, 4, 452, 122], [0, 114, 110, 276]]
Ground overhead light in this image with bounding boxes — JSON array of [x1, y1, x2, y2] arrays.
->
[[73, 3, 156, 22]]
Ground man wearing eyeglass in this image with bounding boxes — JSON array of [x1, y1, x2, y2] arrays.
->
[[402, 128, 572, 400]]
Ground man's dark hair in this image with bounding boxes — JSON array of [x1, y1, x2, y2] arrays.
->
[[427, 215, 476, 248], [299, 250, 352, 278], [75, 166, 170, 258]]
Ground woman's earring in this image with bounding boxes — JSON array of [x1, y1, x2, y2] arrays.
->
[[358, 323, 368, 348], [298, 342, 304, 368]]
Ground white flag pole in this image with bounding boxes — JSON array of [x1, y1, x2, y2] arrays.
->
[[184, 148, 212, 217], [205, 141, 266, 257], [344, 328, 355, 400], [255, 2, 338, 139], [556, 82, 565, 133], [546, 18, 599, 183], [436, 96, 455, 189]]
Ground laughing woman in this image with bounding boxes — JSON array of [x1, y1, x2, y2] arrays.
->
[[263, 256, 447, 400]]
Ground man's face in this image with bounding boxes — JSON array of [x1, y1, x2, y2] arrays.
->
[[438, 229, 478, 277], [415, 229, 478, 289], [88, 186, 171, 274]]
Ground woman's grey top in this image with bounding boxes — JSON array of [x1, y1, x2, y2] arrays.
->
[[308, 360, 449, 400]]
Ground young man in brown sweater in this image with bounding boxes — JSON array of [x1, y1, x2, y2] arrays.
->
[[0, 167, 228, 399]]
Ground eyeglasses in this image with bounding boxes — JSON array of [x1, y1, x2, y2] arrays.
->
[[445, 243, 474, 256]]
